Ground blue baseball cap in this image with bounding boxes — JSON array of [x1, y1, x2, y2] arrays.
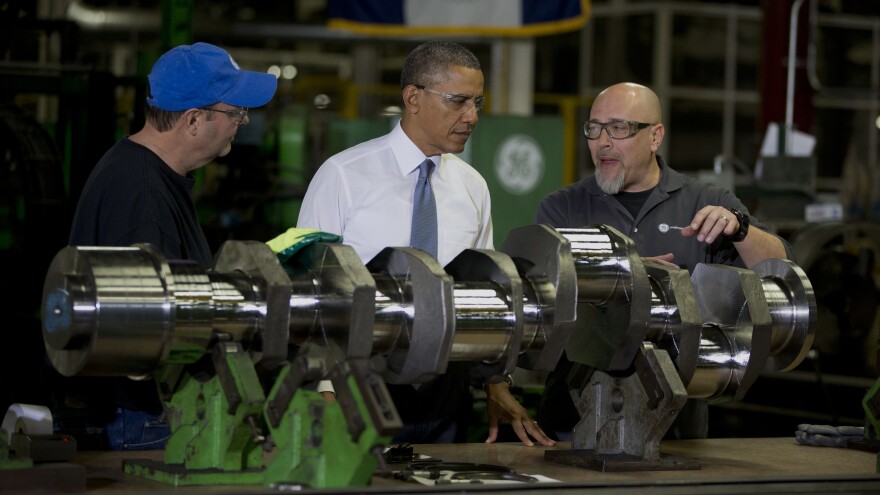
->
[[147, 42, 277, 111]]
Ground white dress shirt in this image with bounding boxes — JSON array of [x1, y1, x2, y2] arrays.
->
[[297, 122, 493, 266]]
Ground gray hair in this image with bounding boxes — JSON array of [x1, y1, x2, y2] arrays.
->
[[400, 40, 481, 89]]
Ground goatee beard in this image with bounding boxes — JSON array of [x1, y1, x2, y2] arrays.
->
[[595, 167, 625, 195]]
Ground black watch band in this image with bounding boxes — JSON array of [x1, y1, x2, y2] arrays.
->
[[724, 207, 749, 242]]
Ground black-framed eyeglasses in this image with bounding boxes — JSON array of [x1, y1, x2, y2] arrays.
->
[[584, 120, 653, 140], [203, 106, 249, 125], [415, 85, 484, 113]]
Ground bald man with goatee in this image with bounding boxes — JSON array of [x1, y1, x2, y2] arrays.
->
[[535, 82, 793, 439]]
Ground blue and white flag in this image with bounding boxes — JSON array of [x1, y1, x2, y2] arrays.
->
[[328, 0, 590, 37]]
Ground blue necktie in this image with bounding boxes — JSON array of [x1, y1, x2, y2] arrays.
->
[[410, 159, 438, 258]]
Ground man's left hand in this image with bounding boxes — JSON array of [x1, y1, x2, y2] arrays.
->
[[483, 382, 555, 447]]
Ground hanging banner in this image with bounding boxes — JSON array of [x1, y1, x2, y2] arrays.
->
[[327, 0, 590, 37]]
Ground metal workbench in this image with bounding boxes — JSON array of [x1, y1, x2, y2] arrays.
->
[[12, 437, 876, 494]]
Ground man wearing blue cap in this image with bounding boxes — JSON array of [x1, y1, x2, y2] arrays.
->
[[58, 42, 277, 450], [70, 42, 277, 267]]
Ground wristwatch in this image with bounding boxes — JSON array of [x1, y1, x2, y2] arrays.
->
[[724, 207, 749, 242]]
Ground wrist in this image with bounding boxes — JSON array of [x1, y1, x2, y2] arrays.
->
[[724, 207, 749, 242], [484, 374, 514, 391]]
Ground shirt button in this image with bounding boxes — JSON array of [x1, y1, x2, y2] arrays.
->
[[633, 228, 638, 232]]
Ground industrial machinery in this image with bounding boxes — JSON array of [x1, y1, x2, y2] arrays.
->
[[544, 228, 815, 470], [40, 225, 577, 487], [39, 224, 816, 486]]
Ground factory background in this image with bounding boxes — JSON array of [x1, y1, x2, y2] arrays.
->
[[1, 0, 878, 441]]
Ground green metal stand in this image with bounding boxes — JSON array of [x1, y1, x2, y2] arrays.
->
[[263, 358, 396, 488], [124, 341, 267, 485], [122, 343, 400, 488]]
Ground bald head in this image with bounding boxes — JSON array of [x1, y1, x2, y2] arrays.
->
[[587, 82, 665, 193], [593, 82, 661, 124]]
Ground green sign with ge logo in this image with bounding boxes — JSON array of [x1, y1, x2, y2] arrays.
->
[[468, 115, 564, 248]]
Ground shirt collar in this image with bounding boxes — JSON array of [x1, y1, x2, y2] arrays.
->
[[390, 122, 443, 180], [655, 155, 685, 193]]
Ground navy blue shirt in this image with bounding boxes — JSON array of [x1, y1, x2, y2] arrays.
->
[[64, 137, 213, 415], [69, 137, 213, 266]]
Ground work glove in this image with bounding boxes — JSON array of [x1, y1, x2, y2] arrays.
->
[[266, 227, 342, 264], [795, 423, 863, 447]]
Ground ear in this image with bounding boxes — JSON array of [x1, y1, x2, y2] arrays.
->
[[402, 85, 421, 115], [650, 123, 665, 152], [183, 108, 202, 136]]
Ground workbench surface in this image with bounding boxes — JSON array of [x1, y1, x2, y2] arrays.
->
[[6, 437, 880, 494]]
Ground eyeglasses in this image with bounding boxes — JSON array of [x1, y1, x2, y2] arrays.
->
[[416, 85, 484, 114], [203, 106, 249, 125], [584, 120, 653, 140]]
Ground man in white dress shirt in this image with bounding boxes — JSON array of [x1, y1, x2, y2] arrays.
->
[[298, 40, 553, 447]]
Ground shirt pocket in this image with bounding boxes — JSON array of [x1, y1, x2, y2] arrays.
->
[[440, 224, 479, 251]]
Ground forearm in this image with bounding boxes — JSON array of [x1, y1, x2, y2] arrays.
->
[[735, 226, 788, 268]]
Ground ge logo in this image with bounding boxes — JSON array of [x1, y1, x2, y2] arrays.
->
[[658, 223, 684, 233], [494, 134, 544, 195]]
